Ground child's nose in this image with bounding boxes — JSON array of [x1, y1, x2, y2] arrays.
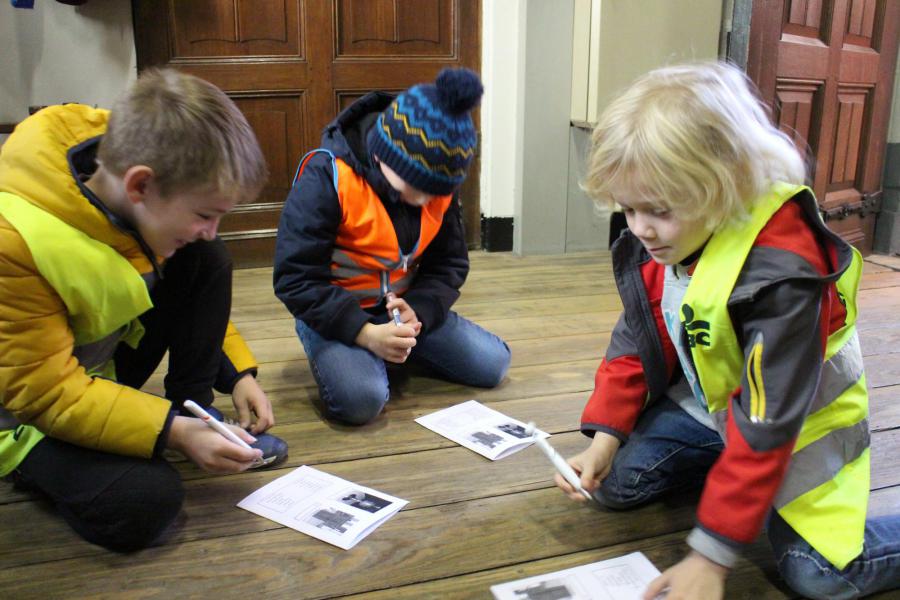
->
[[199, 218, 220, 241], [632, 214, 656, 239]]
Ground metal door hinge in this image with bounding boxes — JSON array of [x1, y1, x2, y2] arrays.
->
[[821, 190, 882, 221]]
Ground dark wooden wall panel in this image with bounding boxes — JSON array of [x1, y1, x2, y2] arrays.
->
[[134, 0, 482, 266]]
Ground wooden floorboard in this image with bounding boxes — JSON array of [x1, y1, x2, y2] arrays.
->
[[1, 249, 898, 599]]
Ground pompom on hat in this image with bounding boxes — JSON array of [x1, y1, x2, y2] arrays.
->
[[367, 68, 483, 196]]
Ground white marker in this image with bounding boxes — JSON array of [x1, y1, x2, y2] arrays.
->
[[182, 400, 263, 466], [525, 422, 594, 501], [385, 292, 403, 326]]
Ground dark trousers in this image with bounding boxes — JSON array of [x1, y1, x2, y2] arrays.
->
[[10, 239, 233, 552], [115, 238, 234, 409]]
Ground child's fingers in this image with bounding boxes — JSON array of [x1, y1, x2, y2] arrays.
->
[[643, 572, 669, 600], [385, 296, 409, 312], [392, 322, 417, 336], [554, 473, 585, 501], [250, 411, 272, 434], [235, 403, 252, 429], [580, 468, 597, 491]]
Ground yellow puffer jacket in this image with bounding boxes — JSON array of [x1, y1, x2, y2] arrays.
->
[[0, 104, 257, 461]]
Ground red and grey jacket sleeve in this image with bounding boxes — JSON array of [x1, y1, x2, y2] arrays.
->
[[581, 254, 677, 441], [273, 153, 374, 345], [688, 202, 838, 567], [580, 313, 652, 441]]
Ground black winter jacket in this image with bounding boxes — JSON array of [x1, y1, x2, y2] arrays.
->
[[274, 92, 469, 345]]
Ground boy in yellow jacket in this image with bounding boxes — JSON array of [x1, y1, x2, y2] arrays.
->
[[0, 69, 286, 551]]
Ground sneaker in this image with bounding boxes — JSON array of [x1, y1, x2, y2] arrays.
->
[[186, 404, 288, 469]]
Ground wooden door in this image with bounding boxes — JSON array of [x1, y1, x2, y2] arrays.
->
[[747, 0, 900, 254], [133, 0, 482, 267]]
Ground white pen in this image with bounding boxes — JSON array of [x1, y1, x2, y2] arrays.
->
[[182, 400, 262, 466], [385, 292, 403, 326], [525, 422, 594, 501]]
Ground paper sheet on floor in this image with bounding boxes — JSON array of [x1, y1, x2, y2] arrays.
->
[[490, 552, 661, 600], [237, 465, 408, 550], [415, 399, 548, 460]]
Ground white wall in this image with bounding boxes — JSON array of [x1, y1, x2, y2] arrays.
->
[[0, 0, 135, 127], [479, 0, 524, 219]]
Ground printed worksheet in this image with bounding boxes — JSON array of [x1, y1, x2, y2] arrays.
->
[[415, 399, 548, 460], [237, 465, 408, 550], [490, 552, 661, 600]]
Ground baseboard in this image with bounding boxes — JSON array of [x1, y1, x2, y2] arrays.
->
[[480, 216, 513, 252]]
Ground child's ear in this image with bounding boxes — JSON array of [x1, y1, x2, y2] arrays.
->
[[122, 166, 155, 205]]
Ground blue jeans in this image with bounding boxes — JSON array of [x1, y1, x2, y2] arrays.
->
[[768, 510, 900, 599], [594, 397, 724, 509], [295, 311, 510, 425], [597, 397, 900, 599]]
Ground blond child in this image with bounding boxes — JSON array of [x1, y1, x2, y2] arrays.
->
[[0, 69, 286, 551], [557, 62, 899, 599]]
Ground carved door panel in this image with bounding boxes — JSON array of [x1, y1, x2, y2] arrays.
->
[[748, 0, 899, 254], [134, 0, 481, 267]]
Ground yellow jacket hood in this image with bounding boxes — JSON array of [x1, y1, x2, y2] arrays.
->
[[0, 104, 153, 271]]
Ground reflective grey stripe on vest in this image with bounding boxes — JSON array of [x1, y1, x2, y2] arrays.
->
[[0, 327, 127, 433], [330, 245, 419, 301], [332, 248, 397, 272], [773, 418, 870, 509], [345, 285, 383, 301], [810, 331, 865, 416], [72, 325, 126, 375], [343, 270, 416, 301]]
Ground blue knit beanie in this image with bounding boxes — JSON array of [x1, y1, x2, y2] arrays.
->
[[367, 68, 483, 196]]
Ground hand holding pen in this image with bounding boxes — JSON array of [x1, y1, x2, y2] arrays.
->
[[385, 292, 422, 335], [179, 400, 264, 470], [526, 422, 594, 502]]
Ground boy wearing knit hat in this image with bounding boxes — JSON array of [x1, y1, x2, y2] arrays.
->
[[275, 68, 511, 425]]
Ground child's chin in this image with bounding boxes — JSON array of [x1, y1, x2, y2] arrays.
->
[[158, 245, 178, 258]]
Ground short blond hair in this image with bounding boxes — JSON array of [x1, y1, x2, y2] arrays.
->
[[98, 68, 267, 202], [584, 62, 806, 229]]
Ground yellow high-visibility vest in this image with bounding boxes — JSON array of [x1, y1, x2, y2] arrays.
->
[[682, 182, 868, 569], [0, 192, 151, 475]]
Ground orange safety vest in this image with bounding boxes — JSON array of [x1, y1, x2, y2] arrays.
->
[[294, 149, 453, 307]]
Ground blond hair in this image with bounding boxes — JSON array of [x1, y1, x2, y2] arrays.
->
[[98, 68, 267, 202], [584, 62, 806, 229]]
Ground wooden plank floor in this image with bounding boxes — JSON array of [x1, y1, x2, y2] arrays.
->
[[1, 250, 898, 599]]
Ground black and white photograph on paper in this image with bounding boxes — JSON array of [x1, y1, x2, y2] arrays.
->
[[415, 399, 550, 460], [238, 465, 408, 549], [339, 490, 392, 513]]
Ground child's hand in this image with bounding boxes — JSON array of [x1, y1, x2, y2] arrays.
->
[[355, 322, 417, 363], [231, 373, 274, 434], [167, 416, 262, 473], [554, 432, 620, 501], [386, 294, 422, 335], [643, 551, 728, 600]]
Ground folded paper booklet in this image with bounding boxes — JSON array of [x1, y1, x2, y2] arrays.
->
[[415, 399, 549, 460], [237, 465, 408, 550], [490, 552, 661, 600]]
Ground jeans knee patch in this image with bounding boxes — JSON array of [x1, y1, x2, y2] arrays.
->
[[595, 469, 645, 509], [777, 549, 860, 600]]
